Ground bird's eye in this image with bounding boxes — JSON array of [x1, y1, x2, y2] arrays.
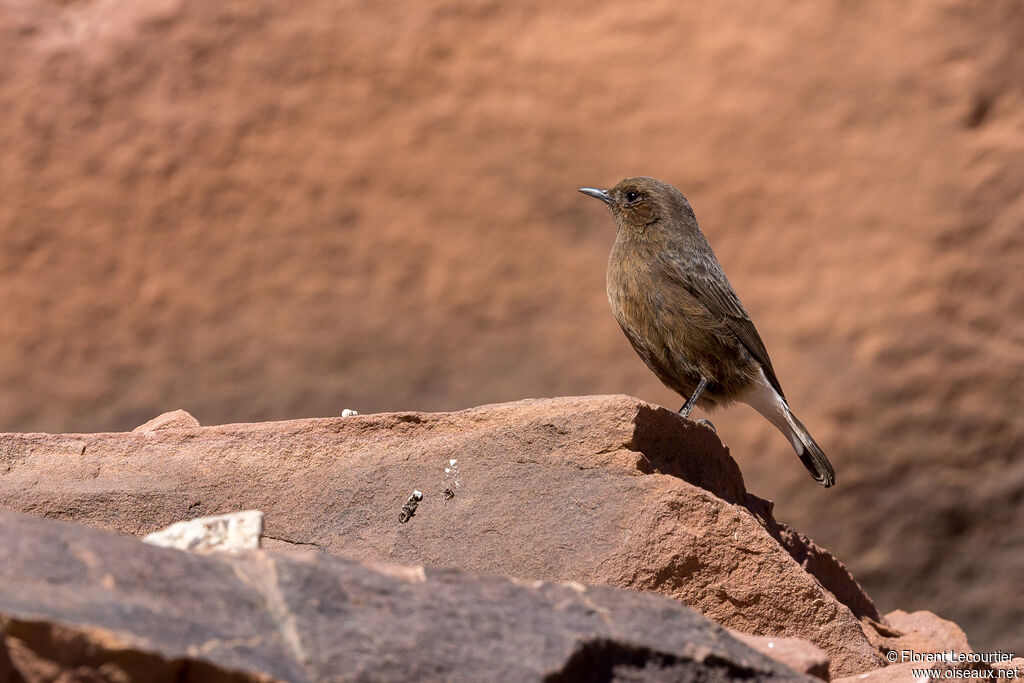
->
[[624, 190, 641, 203]]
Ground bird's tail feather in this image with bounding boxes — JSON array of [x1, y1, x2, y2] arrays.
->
[[782, 408, 836, 488]]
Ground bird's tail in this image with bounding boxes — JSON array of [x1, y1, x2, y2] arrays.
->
[[740, 369, 837, 488], [781, 407, 836, 488]]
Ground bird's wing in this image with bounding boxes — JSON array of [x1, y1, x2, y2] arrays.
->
[[666, 255, 786, 400]]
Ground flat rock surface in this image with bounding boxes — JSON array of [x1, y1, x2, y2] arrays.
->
[[0, 395, 881, 676], [0, 509, 810, 683]]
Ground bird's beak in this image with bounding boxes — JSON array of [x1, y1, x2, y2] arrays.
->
[[578, 187, 614, 206]]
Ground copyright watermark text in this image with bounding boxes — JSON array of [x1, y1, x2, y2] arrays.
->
[[885, 649, 1019, 679]]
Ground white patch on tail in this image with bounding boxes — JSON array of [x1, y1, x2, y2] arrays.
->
[[739, 367, 802, 454]]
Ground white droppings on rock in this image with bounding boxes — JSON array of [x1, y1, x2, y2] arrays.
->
[[341, 409, 359, 417], [444, 458, 461, 490], [143, 510, 263, 553]]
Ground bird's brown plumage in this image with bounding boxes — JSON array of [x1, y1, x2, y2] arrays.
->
[[581, 176, 835, 487]]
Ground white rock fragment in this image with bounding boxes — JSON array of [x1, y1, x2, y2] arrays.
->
[[369, 561, 427, 583], [341, 409, 359, 417], [143, 510, 263, 554], [412, 490, 423, 500]]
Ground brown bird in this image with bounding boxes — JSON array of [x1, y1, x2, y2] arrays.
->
[[580, 177, 835, 487]]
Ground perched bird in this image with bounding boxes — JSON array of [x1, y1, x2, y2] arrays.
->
[[579, 177, 835, 487]]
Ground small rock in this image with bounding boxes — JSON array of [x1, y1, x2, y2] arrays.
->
[[728, 629, 830, 680], [992, 658, 1024, 677], [143, 510, 263, 553], [132, 409, 200, 432], [833, 656, 1007, 683], [884, 610, 971, 653], [341, 409, 359, 417], [833, 660, 956, 683], [864, 609, 972, 657]]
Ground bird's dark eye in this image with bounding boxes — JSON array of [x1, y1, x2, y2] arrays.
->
[[624, 190, 641, 203]]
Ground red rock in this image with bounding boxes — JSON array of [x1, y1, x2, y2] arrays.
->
[[853, 611, 1017, 683], [992, 658, 1024, 677], [773, 525, 879, 625], [0, 395, 882, 676], [0, 509, 811, 682], [833, 661, 955, 683], [882, 610, 972, 653], [863, 609, 973, 660], [834, 653, 1009, 683], [728, 629, 830, 680]]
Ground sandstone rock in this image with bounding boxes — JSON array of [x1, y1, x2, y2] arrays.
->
[[728, 630, 829, 680], [863, 609, 972, 659], [883, 610, 972, 653], [143, 510, 263, 553], [834, 655, 1006, 683], [0, 509, 811, 682], [0, 395, 882, 676], [853, 611, 1016, 683], [833, 661, 956, 683], [132, 409, 201, 432], [992, 659, 1024, 677], [772, 525, 879, 625]]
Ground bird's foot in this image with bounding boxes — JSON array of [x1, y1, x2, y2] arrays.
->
[[696, 418, 716, 433], [676, 405, 715, 432]]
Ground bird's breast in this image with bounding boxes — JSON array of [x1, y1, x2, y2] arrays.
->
[[606, 239, 729, 386], [606, 240, 690, 334], [606, 244, 675, 354]]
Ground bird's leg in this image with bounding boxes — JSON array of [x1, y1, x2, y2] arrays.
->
[[677, 376, 708, 418]]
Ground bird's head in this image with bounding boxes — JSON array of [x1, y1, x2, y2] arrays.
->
[[579, 176, 696, 238]]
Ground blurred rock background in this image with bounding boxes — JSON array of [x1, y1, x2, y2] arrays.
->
[[0, 0, 1021, 652]]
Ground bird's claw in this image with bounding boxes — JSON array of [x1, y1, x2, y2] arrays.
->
[[696, 418, 716, 433]]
